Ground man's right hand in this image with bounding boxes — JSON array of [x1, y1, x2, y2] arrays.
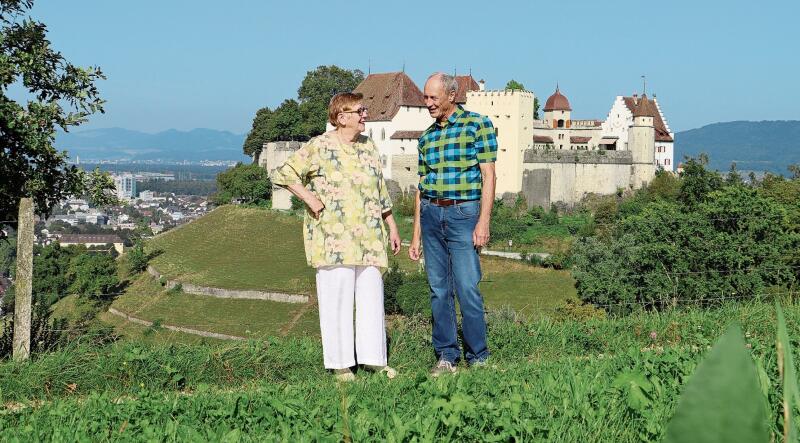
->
[[306, 196, 324, 219], [408, 236, 422, 261]]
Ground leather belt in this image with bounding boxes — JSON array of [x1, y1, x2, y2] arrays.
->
[[425, 197, 477, 207]]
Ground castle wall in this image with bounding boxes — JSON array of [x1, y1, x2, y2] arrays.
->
[[522, 150, 633, 207], [261, 141, 304, 210], [390, 154, 419, 193]]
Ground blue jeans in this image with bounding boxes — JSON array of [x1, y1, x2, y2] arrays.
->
[[420, 198, 489, 364]]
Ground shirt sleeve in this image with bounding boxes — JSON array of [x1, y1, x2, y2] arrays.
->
[[417, 137, 428, 177], [474, 116, 498, 163], [378, 176, 393, 213], [270, 141, 318, 187]]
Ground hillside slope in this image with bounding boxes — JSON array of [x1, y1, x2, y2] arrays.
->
[[675, 120, 800, 173]]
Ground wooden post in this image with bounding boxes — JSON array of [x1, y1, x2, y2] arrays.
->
[[13, 197, 34, 361]]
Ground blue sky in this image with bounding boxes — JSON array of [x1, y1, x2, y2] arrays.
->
[[24, 0, 800, 134]]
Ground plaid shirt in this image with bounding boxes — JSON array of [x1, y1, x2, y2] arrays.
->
[[417, 105, 498, 200]]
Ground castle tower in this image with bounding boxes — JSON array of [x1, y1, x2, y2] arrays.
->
[[543, 86, 572, 129], [628, 94, 656, 187], [466, 89, 535, 196]]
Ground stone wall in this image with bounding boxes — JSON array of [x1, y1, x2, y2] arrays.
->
[[522, 150, 634, 207], [261, 141, 304, 210], [390, 154, 419, 194]]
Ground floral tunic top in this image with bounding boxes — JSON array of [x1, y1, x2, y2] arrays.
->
[[270, 132, 392, 269]]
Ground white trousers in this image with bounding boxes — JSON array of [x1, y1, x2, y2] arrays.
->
[[316, 265, 387, 369]]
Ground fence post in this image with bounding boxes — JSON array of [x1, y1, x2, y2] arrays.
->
[[13, 197, 34, 361]]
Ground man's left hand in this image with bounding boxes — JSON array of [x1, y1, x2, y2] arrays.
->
[[473, 220, 490, 248]]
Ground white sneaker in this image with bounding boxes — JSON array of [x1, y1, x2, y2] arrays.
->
[[333, 368, 355, 382], [430, 359, 458, 377], [364, 365, 398, 379]]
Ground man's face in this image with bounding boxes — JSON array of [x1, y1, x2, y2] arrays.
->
[[423, 78, 455, 121]]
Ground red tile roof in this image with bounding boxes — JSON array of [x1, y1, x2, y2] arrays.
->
[[570, 136, 592, 144], [454, 75, 479, 104], [354, 72, 426, 122], [544, 87, 572, 111], [390, 130, 424, 140], [623, 95, 673, 142], [533, 135, 554, 143]]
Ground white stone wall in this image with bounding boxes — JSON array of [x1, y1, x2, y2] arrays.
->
[[261, 141, 304, 210], [655, 141, 675, 171], [601, 97, 634, 151]]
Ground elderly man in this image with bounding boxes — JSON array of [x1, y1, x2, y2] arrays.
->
[[409, 72, 497, 376]]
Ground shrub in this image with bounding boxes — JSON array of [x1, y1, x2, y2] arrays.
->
[[395, 272, 430, 317], [127, 241, 149, 274], [383, 261, 403, 315]]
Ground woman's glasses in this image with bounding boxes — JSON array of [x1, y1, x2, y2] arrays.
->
[[341, 107, 368, 115]]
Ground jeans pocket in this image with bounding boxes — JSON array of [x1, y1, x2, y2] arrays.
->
[[455, 201, 480, 218]]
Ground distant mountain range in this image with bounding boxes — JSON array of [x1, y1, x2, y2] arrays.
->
[[675, 121, 800, 174], [56, 121, 800, 174], [55, 128, 249, 162]]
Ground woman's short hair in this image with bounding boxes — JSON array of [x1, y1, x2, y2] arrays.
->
[[328, 92, 364, 127]]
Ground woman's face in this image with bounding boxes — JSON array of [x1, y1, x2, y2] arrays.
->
[[339, 102, 367, 133]]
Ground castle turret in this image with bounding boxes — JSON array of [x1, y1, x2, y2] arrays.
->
[[543, 86, 572, 129], [628, 94, 656, 187]]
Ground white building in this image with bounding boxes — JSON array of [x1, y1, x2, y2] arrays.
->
[[602, 95, 675, 171], [113, 173, 136, 200]]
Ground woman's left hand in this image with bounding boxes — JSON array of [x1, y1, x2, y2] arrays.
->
[[389, 229, 401, 256]]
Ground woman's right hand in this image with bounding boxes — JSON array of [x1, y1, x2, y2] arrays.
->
[[306, 196, 325, 219]]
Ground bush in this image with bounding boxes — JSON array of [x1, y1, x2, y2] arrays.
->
[[395, 272, 430, 317], [393, 193, 416, 218], [127, 241, 149, 275], [383, 262, 403, 315]]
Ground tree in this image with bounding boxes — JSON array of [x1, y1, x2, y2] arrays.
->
[[505, 79, 525, 90], [297, 65, 364, 137], [504, 79, 539, 119], [242, 107, 273, 158], [678, 155, 723, 208], [1, 0, 115, 233], [67, 253, 119, 301], [214, 163, 272, 205], [266, 99, 305, 141]]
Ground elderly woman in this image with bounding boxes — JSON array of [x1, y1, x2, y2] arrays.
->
[[271, 92, 401, 381]]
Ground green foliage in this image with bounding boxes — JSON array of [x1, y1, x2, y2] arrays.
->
[[242, 107, 273, 157], [573, 183, 797, 313], [265, 99, 306, 142], [678, 155, 724, 207], [67, 253, 119, 300], [297, 65, 364, 137], [505, 79, 525, 90], [0, 234, 16, 277], [395, 272, 430, 317], [665, 324, 769, 442], [214, 163, 271, 205], [0, 301, 68, 360], [126, 241, 150, 275], [383, 261, 403, 315], [0, 1, 116, 227], [393, 193, 416, 218]]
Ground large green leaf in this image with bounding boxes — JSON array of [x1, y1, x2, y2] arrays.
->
[[664, 324, 769, 443]]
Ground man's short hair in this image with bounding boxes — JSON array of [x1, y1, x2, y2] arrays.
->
[[429, 73, 458, 97], [328, 92, 364, 127]]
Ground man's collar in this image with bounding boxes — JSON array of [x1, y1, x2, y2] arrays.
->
[[436, 105, 465, 128]]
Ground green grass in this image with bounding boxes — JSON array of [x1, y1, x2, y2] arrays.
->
[[147, 205, 315, 294], [1, 300, 798, 441], [110, 273, 319, 339]]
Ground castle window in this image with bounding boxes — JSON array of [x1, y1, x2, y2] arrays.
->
[[666, 159, 671, 165], [369, 129, 373, 138], [381, 129, 385, 140], [495, 128, 499, 138], [557, 119, 565, 128]]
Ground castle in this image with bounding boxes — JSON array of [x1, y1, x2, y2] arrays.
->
[[260, 72, 674, 209]]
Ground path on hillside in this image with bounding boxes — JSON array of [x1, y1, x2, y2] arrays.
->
[[107, 308, 246, 341], [146, 266, 309, 303]]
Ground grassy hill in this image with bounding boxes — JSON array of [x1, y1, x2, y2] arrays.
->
[[147, 205, 316, 294]]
